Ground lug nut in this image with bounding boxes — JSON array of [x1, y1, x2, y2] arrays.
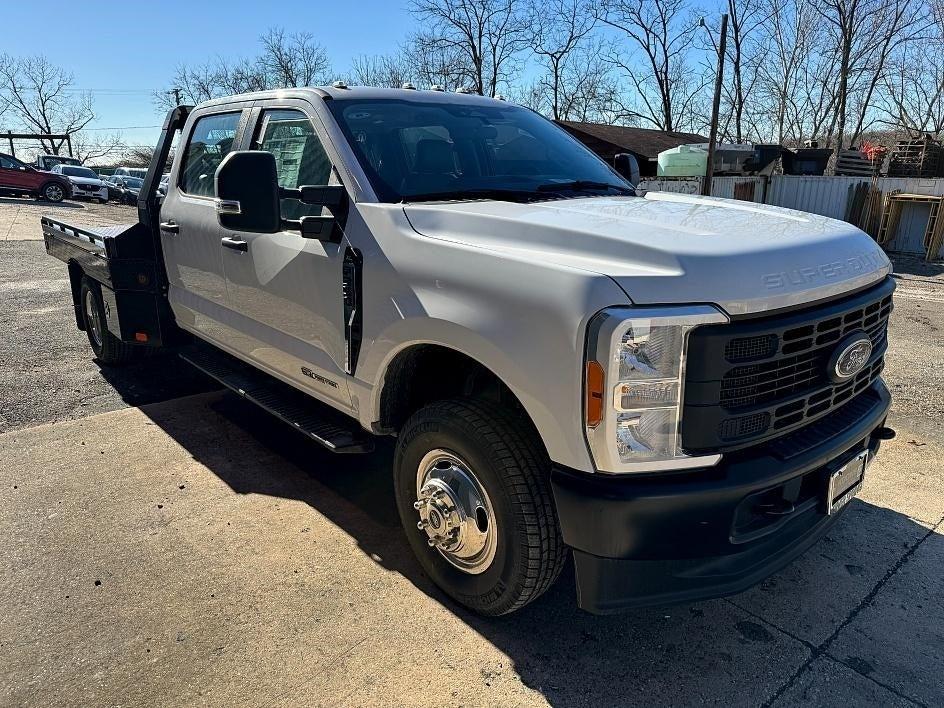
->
[[413, 500, 426, 510], [417, 520, 428, 530]]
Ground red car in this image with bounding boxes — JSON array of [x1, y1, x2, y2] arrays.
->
[[0, 152, 73, 202]]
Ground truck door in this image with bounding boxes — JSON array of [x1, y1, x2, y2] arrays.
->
[[218, 105, 353, 409], [159, 109, 244, 334]]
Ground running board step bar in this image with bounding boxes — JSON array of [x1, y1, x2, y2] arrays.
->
[[179, 346, 374, 453]]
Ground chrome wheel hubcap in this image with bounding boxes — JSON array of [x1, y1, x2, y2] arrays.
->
[[85, 290, 103, 347], [46, 185, 63, 201], [414, 450, 497, 575]]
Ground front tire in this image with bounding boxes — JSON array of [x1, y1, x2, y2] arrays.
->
[[394, 398, 565, 616], [80, 277, 136, 365]]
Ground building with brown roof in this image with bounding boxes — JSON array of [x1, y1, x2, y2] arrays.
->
[[556, 120, 708, 176]]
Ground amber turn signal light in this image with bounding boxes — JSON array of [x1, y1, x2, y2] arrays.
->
[[585, 361, 605, 428]]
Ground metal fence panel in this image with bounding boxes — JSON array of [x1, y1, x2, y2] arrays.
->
[[766, 176, 870, 220], [709, 176, 766, 201], [638, 176, 766, 201], [637, 178, 702, 194], [639, 174, 944, 257]]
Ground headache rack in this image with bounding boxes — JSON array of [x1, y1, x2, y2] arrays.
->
[[681, 277, 895, 453]]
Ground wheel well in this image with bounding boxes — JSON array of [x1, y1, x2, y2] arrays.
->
[[378, 344, 530, 435], [67, 260, 86, 330]]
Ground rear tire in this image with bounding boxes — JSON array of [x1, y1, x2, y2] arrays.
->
[[40, 182, 65, 203], [80, 277, 136, 366], [394, 398, 565, 616]]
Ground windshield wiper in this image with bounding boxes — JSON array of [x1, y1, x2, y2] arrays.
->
[[535, 180, 634, 195], [402, 188, 547, 204]]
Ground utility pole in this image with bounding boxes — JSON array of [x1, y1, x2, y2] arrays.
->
[[702, 13, 728, 197], [170, 87, 182, 106]]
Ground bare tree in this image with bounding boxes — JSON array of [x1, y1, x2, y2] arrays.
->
[[409, 0, 529, 96], [555, 40, 622, 122], [597, 0, 706, 132], [700, 0, 770, 142], [0, 55, 95, 155], [156, 27, 332, 109], [72, 132, 125, 165], [349, 53, 413, 88], [260, 28, 331, 87], [876, 2, 944, 137], [528, 0, 596, 119], [816, 0, 929, 149], [402, 32, 474, 90]]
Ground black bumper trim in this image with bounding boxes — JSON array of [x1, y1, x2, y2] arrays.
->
[[551, 381, 891, 613]]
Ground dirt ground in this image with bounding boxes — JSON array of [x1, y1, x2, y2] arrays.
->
[[1, 200, 942, 707]]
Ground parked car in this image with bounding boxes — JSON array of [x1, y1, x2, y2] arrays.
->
[[34, 154, 83, 172], [51, 165, 109, 203], [101, 175, 124, 202], [115, 176, 144, 205], [113, 166, 148, 179], [157, 173, 170, 196], [0, 151, 73, 202], [41, 88, 896, 617]]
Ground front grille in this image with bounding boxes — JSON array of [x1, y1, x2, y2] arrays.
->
[[719, 317, 888, 410], [682, 277, 894, 452]]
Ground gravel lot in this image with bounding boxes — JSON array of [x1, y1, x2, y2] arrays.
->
[[1, 199, 942, 706]]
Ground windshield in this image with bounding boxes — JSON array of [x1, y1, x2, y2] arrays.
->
[[327, 98, 632, 203], [43, 156, 80, 167], [61, 166, 98, 179], [122, 177, 144, 188]]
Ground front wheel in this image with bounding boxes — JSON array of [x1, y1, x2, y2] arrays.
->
[[80, 277, 136, 365], [394, 398, 565, 616]]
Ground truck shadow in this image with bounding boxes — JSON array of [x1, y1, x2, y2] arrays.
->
[[137, 387, 928, 705]]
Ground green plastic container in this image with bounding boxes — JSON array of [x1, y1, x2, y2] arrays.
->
[[657, 145, 708, 177]]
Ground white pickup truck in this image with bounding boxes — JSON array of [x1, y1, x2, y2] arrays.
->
[[43, 86, 895, 615]]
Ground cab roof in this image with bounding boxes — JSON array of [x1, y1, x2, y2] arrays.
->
[[195, 85, 509, 110]]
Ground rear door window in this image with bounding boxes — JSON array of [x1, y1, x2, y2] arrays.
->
[[179, 112, 241, 197]]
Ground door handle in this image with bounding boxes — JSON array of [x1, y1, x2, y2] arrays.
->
[[221, 236, 248, 252], [160, 221, 179, 234]]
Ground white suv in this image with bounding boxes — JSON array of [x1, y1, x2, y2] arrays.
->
[[51, 165, 108, 203]]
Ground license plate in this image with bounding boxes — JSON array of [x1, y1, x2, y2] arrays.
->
[[827, 450, 869, 514]]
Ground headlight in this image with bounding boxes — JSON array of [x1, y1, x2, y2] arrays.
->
[[584, 306, 728, 473]]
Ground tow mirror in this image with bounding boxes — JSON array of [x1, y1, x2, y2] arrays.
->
[[614, 152, 640, 187], [215, 151, 347, 241], [214, 151, 280, 233], [284, 184, 347, 242]]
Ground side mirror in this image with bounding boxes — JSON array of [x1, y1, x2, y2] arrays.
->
[[214, 151, 280, 233], [613, 153, 640, 187]]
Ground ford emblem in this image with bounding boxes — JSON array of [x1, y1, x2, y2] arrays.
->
[[828, 333, 873, 383]]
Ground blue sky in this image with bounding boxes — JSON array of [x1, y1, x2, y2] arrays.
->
[[2, 0, 415, 148]]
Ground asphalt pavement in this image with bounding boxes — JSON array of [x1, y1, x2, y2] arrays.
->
[[1, 198, 942, 706]]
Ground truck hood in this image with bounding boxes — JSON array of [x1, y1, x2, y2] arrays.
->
[[403, 192, 892, 315]]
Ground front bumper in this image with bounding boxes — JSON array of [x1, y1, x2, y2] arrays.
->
[[551, 382, 891, 614], [72, 185, 107, 200]]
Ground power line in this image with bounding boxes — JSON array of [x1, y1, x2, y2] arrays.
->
[[60, 88, 160, 94], [81, 125, 162, 131]]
